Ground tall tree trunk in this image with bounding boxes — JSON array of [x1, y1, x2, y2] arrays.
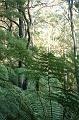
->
[[17, 2, 31, 89], [27, 0, 32, 48], [68, 0, 79, 93], [18, 5, 24, 87]]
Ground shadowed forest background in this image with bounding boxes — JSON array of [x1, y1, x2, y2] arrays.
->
[[0, 0, 79, 120]]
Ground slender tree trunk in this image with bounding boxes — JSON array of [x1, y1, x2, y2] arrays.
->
[[68, 0, 79, 93], [27, 0, 32, 48]]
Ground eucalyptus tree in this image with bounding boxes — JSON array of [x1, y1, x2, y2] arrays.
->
[[0, 0, 33, 88], [66, 0, 79, 94]]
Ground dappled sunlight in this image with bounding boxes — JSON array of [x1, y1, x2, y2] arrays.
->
[[0, 0, 79, 120]]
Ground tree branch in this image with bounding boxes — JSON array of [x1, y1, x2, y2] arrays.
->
[[0, 19, 9, 28], [0, 25, 7, 30], [7, 18, 19, 27]]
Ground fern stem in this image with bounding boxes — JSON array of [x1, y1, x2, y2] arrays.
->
[[47, 49, 53, 120], [37, 92, 47, 120]]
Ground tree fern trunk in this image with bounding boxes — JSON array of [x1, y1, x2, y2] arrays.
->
[[48, 50, 53, 120]]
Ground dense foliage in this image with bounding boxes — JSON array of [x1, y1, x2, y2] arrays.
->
[[0, 0, 79, 120]]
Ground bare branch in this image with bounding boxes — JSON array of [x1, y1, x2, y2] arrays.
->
[[0, 25, 7, 30], [0, 19, 9, 28], [8, 18, 19, 27]]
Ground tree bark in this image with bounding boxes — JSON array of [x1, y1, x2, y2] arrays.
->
[[68, 0, 79, 92]]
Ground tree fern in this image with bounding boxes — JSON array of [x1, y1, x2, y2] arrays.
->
[[0, 79, 37, 120]]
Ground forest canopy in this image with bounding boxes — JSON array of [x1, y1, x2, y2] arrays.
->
[[0, 0, 79, 120]]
